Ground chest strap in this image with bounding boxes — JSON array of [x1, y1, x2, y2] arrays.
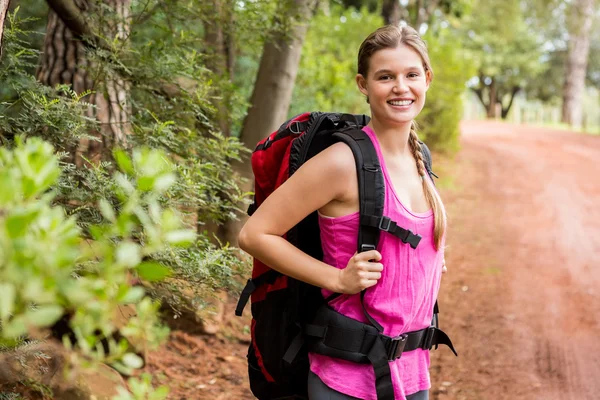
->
[[360, 215, 422, 249]]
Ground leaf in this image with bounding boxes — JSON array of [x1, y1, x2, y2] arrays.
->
[[121, 287, 145, 304], [136, 262, 171, 282], [25, 305, 64, 327], [0, 283, 16, 320], [152, 174, 176, 193], [122, 352, 144, 369], [114, 149, 134, 175], [2, 316, 28, 338], [99, 199, 116, 222], [164, 230, 196, 247], [116, 242, 141, 268]]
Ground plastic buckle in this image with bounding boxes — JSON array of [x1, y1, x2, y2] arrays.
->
[[423, 326, 436, 350], [360, 244, 376, 252], [378, 216, 392, 232], [289, 121, 303, 135], [386, 334, 408, 360], [407, 233, 422, 249]]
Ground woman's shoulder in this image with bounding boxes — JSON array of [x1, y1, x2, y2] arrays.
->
[[310, 142, 357, 178]]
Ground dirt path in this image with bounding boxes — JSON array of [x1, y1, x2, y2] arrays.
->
[[145, 120, 600, 400], [431, 121, 600, 400]]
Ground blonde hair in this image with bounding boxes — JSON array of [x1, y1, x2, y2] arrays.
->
[[358, 25, 446, 249]]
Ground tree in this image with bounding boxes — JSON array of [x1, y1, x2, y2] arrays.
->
[[462, 0, 545, 119], [562, 0, 596, 128], [0, 0, 9, 59], [38, 0, 131, 166], [382, 0, 401, 25], [238, 0, 315, 151]]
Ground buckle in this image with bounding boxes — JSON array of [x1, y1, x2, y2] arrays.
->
[[406, 233, 422, 249], [378, 216, 392, 232], [360, 244, 376, 252], [385, 334, 408, 361], [423, 326, 436, 350]]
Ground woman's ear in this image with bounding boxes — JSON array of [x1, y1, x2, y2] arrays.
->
[[425, 70, 432, 91], [356, 74, 368, 96]]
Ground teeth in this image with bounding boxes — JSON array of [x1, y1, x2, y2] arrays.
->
[[389, 100, 413, 106]]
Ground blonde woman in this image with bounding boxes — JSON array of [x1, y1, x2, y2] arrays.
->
[[239, 25, 450, 400]]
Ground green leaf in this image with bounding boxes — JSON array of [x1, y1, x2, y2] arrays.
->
[[25, 305, 64, 327], [99, 199, 116, 222], [152, 174, 176, 193], [2, 316, 28, 338], [164, 230, 196, 247], [121, 287, 145, 304], [116, 242, 141, 268], [114, 149, 134, 175], [122, 352, 144, 369], [0, 283, 16, 320], [136, 262, 171, 282]]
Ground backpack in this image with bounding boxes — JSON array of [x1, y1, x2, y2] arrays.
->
[[235, 112, 456, 400]]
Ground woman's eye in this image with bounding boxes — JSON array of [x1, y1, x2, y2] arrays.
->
[[408, 73, 420, 78], [380, 75, 392, 80]]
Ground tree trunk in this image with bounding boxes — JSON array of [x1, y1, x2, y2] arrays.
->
[[501, 86, 520, 119], [487, 78, 497, 118], [382, 0, 401, 26], [239, 0, 313, 150], [561, 0, 595, 128], [219, 0, 313, 246], [0, 0, 10, 60], [205, 0, 232, 136], [37, 0, 131, 166]]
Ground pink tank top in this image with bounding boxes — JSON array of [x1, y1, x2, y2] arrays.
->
[[308, 126, 445, 400]]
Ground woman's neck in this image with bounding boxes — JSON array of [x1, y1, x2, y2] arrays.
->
[[367, 118, 413, 156]]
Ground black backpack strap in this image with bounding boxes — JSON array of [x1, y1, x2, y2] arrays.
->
[[332, 127, 394, 399], [332, 128, 384, 253], [419, 141, 438, 179]]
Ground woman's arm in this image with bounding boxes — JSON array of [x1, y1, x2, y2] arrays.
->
[[238, 142, 383, 294]]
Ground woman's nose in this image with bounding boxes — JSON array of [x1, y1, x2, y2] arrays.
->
[[393, 78, 408, 93]]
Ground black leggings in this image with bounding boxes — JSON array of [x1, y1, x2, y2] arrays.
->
[[307, 371, 429, 400]]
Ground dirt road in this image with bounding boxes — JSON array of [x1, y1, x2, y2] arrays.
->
[[431, 121, 600, 400], [145, 120, 600, 400]]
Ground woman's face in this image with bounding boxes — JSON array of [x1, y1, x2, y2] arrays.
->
[[356, 44, 431, 127]]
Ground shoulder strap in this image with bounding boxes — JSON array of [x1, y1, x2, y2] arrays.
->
[[419, 141, 438, 179], [332, 128, 384, 253]]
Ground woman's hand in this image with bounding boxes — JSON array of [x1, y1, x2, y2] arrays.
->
[[337, 250, 384, 294]]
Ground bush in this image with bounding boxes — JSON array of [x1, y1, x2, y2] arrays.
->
[[418, 29, 475, 151]]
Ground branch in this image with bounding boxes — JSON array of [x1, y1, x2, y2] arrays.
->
[[501, 86, 521, 119], [45, 0, 109, 50], [0, 0, 10, 60], [470, 87, 488, 109], [44, 0, 187, 99]]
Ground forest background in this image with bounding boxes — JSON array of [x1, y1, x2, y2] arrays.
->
[[0, 0, 598, 398]]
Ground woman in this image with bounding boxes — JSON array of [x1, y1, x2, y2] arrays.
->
[[239, 25, 446, 400]]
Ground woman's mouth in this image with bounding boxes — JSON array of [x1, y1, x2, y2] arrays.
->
[[387, 100, 414, 106]]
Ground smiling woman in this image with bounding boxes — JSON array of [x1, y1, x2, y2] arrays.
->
[[238, 24, 455, 400]]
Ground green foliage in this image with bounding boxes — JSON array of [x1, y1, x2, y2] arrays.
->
[[0, 137, 186, 396], [291, 4, 470, 150], [1, 6, 249, 309], [418, 29, 475, 150], [460, 0, 547, 113], [291, 5, 381, 116]]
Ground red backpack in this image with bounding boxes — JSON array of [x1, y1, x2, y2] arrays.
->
[[236, 112, 456, 400]]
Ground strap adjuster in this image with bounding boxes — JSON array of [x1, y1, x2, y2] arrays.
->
[[360, 244, 376, 252], [385, 333, 408, 360], [378, 216, 392, 232], [423, 326, 436, 350], [289, 121, 303, 134]]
